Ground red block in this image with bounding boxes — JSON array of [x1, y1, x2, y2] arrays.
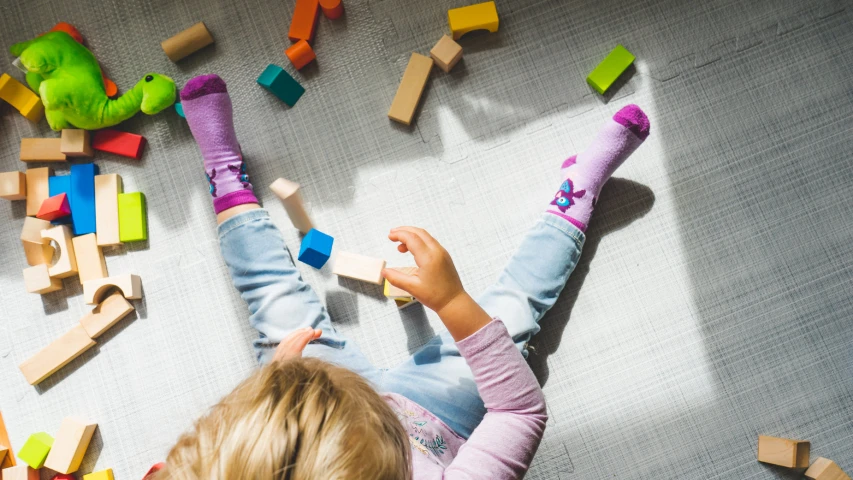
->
[[143, 462, 165, 479], [92, 129, 146, 159], [288, 0, 320, 42], [36, 193, 71, 221], [52, 475, 77, 480]]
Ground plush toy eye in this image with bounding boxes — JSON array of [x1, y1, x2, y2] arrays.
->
[[145, 75, 153, 82]]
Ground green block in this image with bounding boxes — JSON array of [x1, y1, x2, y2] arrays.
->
[[257, 64, 304, 107], [586, 44, 635, 95], [18, 432, 54, 469], [118, 192, 147, 242]]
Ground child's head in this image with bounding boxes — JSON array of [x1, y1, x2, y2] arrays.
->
[[154, 357, 411, 479]]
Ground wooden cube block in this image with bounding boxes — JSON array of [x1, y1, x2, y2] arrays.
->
[[20, 138, 67, 162], [806, 458, 850, 480], [72, 233, 107, 284], [269, 178, 313, 233], [70, 163, 99, 235], [447, 1, 499, 40], [333, 252, 386, 285], [388, 53, 433, 126], [20, 217, 54, 266], [757, 435, 810, 468], [41, 225, 78, 279], [288, 0, 320, 42], [80, 291, 134, 338], [2, 465, 38, 480], [92, 130, 146, 159], [43, 417, 97, 474], [36, 193, 71, 221], [59, 129, 93, 157], [83, 468, 114, 480], [117, 192, 147, 242], [19, 325, 96, 385], [285, 40, 316, 70], [587, 44, 635, 95], [83, 274, 142, 304], [298, 229, 334, 269], [319, 0, 343, 19], [161, 22, 214, 62], [25, 167, 53, 216], [0, 171, 26, 200], [17, 432, 53, 469], [430, 35, 463, 73], [384, 266, 417, 299], [95, 174, 123, 246], [257, 64, 305, 107], [0, 73, 44, 123], [23, 264, 62, 294], [0, 411, 17, 468]]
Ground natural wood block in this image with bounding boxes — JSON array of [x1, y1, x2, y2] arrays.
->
[[388, 53, 433, 126], [83, 274, 142, 304], [0, 171, 26, 200], [395, 297, 419, 309], [17, 432, 53, 469], [19, 325, 96, 385], [41, 225, 78, 279], [95, 174, 123, 246], [25, 167, 53, 216], [2, 465, 38, 480], [80, 291, 134, 338], [59, 129, 93, 157], [0, 73, 44, 123], [43, 417, 97, 474], [757, 435, 810, 468], [288, 0, 320, 42], [0, 411, 16, 468], [430, 35, 463, 73], [161, 22, 214, 62], [270, 178, 313, 233], [806, 458, 851, 480], [333, 252, 386, 285], [384, 266, 417, 299], [23, 264, 62, 294], [20, 138, 67, 162], [72, 233, 107, 284], [20, 216, 54, 266], [83, 468, 114, 480], [447, 1, 499, 40]]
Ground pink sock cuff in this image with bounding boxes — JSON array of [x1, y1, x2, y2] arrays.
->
[[213, 189, 259, 214], [546, 210, 587, 232], [612, 104, 650, 141], [181, 74, 228, 101]]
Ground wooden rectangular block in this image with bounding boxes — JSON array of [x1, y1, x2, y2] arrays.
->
[[48, 175, 73, 225], [83, 274, 142, 304], [269, 178, 313, 233], [95, 174, 123, 246], [23, 263, 62, 294], [72, 233, 107, 284], [59, 129, 93, 157], [20, 138, 67, 162], [20, 216, 54, 266], [0, 411, 17, 468], [118, 192, 147, 242], [2, 465, 38, 480], [757, 435, 810, 468], [80, 291, 134, 338], [43, 417, 97, 474], [806, 458, 851, 480], [0, 446, 7, 467], [0, 73, 44, 123], [430, 35, 463, 73], [70, 163, 99, 235], [333, 252, 386, 285], [257, 64, 305, 107], [587, 44, 635, 95], [25, 167, 52, 216], [0, 171, 26, 200], [447, 1, 499, 40], [42, 225, 78, 278], [384, 266, 417, 299], [288, 0, 320, 42], [92, 130, 146, 159], [161, 22, 214, 62], [19, 325, 96, 385], [388, 53, 433, 126], [83, 468, 114, 480]]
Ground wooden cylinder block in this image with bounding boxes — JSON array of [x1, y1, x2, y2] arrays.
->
[[285, 40, 316, 70], [161, 22, 214, 62], [319, 0, 344, 19]]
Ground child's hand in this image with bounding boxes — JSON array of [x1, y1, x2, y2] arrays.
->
[[272, 327, 322, 362]]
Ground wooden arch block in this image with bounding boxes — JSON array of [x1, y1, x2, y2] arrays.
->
[[41, 225, 77, 278], [83, 274, 142, 304], [447, 1, 499, 40]]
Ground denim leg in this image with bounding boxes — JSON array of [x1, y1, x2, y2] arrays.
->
[[217, 209, 380, 384], [381, 213, 585, 438]]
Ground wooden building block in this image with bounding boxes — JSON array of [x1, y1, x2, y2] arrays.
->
[[23, 264, 62, 294], [269, 178, 313, 233], [143, 463, 166, 479], [52, 474, 77, 480], [42, 225, 78, 278], [388, 53, 433, 126], [806, 458, 851, 480], [19, 325, 96, 385], [95, 174, 123, 246], [25, 167, 52, 216], [0, 73, 44, 123], [79, 291, 134, 338], [257, 64, 305, 107], [36, 193, 71, 221], [384, 266, 417, 299], [447, 1, 499, 40], [161, 22, 214, 62], [59, 129, 93, 157], [175, 102, 185, 118], [332, 252, 386, 285], [83, 274, 142, 305], [285, 40, 316, 70], [586, 44, 635, 95], [43, 417, 97, 474], [20, 138, 66, 162], [0, 171, 26, 200], [319, 0, 344, 19], [2, 465, 38, 480], [48, 175, 72, 225], [92, 130, 146, 159], [70, 163, 99, 235], [0, 445, 7, 466], [83, 469, 114, 480], [117, 192, 147, 242], [21, 217, 54, 266], [288, 0, 320, 42], [430, 35, 463, 73], [298, 229, 334, 269], [72, 234, 107, 284], [0, 411, 17, 468], [18, 432, 53, 469], [395, 297, 419, 309], [757, 435, 810, 468]]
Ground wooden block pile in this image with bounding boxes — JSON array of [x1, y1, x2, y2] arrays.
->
[[758, 435, 849, 480]]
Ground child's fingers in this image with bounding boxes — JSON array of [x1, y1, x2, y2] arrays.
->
[[388, 230, 430, 258], [397, 244, 409, 253], [382, 267, 419, 293], [272, 327, 319, 362], [391, 226, 440, 249]]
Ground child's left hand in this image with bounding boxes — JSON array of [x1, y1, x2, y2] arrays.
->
[[272, 327, 322, 362]]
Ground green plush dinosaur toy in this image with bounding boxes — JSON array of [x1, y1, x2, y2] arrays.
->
[[10, 31, 176, 130]]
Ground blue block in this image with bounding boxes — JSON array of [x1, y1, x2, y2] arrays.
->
[[48, 175, 72, 225], [298, 229, 334, 269], [70, 163, 99, 235], [257, 64, 305, 107]]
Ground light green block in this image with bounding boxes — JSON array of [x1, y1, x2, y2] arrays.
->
[[118, 192, 147, 242], [586, 44, 635, 95], [18, 432, 54, 469]]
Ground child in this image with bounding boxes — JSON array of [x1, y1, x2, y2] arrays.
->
[[154, 74, 649, 479]]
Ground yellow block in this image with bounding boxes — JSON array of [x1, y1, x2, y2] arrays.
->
[[0, 74, 44, 123], [83, 469, 114, 480], [448, 1, 499, 40]]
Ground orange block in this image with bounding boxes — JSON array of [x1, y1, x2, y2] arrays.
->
[[319, 0, 344, 19], [285, 40, 316, 70], [288, 0, 320, 42], [48, 22, 84, 44]]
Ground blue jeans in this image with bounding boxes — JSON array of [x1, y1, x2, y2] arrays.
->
[[218, 209, 584, 438]]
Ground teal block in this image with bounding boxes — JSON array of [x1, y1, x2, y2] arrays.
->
[[586, 44, 635, 95], [18, 431, 54, 469], [257, 64, 305, 106], [175, 102, 185, 118]]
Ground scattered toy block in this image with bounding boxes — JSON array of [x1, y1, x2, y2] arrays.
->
[[20, 138, 66, 162], [25, 167, 52, 216], [92, 130, 146, 159], [52, 474, 77, 480], [2, 465, 38, 480], [94, 174, 122, 246], [175, 102, 185, 118], [70, 163, 99, 235], [83, 469, 114, 480], [447, 1, 499, 40], [430, 35, 463, 73], [395, 297, 419, 309], [388, 53, 433, 126], [0, 445, 6, 467], [333, 252, 386, 285], [319, 0, 344, 19], [0, 73, 44, 123], [72, 233, 107, 284], [285, 40, 316, 70], [17, 432, 53, 469], [37, 193, 71, 221], [43, 417, 97, 474], [257, 64, 305, 107], [49, 22, 84, 43], [586, 44, 635, 95], [59, 129, 93, 157], [298, 229, 334, 269], [0, 171, 26, 200], [79, 291, 134, 338], [269, 178, 313, 233], [118, 192, 147, 242], [19, 325, 96, 385], [21, 217, 54, 266], [0, 411, 16, 468], [48, 175, 72, 225], [806, 458, 850, 480], [757, 435, 810, 468], [384, 266, 417, 299], [42, 225, 78, 278], [288, 0, 320, 42], [143, 463, 166, 479], [161, 22, 214, 62], [83, 273, 142, 304], [23, 264, 62, 294]]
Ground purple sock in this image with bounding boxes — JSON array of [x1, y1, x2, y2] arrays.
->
[[180, 74, 258, 214], [547, 104, 650, 231]]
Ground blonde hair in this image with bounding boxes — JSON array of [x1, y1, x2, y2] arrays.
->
[[154, 357, 411, 480]]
